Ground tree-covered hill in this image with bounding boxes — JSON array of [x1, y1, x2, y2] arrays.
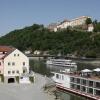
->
[[0, 24, 100, 58]]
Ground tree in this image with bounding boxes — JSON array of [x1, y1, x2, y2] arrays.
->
[[85, 18, 92, 25], [93, 22, 100, 32], [93, 19, 98, 25]]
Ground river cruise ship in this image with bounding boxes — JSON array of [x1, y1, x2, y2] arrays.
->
[[52, 68, 100, 100], [46, 59, 77, 68]]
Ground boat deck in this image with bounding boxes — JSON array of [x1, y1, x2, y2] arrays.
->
[[57, 84, 100, 100], [60, 71, 100, 81]]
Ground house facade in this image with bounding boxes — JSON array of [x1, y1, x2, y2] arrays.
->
[[70, 16, 90, 27], [0, 46, 33, 83], [88, 24, 94, 32], [57, 20, 71, 30]]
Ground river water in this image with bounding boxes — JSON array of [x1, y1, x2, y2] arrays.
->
[[29, 59, 100, 100]]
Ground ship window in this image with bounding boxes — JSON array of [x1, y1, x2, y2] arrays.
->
[[77, 78, 80, 84], [82, 79, 86, 85], [82, 86, 86, 92], [62, 75, 64, 80], [89, 81, 93, 87], [71, 77, 74, 82], [56, 74, 59, 79], [96, 90, 100, 96], [77, 85, 80, 90], [96, 82, 100, 88], [88, 88, 93, 94]]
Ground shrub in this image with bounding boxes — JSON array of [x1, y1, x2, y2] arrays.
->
[[29, 76, 34, 83], [16, 76, 19, 83]]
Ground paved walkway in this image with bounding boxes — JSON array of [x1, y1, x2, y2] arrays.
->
[[0, 74, 55, 100]]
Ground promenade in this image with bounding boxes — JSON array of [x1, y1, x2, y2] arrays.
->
[[0, 74, 55, 100]]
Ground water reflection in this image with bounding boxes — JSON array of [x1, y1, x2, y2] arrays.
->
[[29, 59, 98, 100], [57, 90, 86, 100], [29, 60, 51, 76]]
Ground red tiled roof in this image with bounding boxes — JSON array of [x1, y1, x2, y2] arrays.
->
[[0, 46, 16, 59], [0, 46, 15, 52]]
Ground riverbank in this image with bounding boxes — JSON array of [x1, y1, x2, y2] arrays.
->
[[0, 73, 55, 100], [75, 59, 100, 66], [29, 56, 100, 66]]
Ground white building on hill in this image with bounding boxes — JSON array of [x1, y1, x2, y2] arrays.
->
[[48, 16, 92, 32]]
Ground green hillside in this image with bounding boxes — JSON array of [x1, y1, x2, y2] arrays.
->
[[0, 24, 100, 58]]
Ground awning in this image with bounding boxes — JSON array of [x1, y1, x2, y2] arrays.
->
[[93, 68, 100, 72], [81, 69, 92, 73]]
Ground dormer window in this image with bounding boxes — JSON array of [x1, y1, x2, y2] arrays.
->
[[3, 52, 5, 54]]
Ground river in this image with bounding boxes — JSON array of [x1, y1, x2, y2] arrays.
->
[[29, 59, 100, 100]]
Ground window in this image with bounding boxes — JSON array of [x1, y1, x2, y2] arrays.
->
[[8, 62, 10, 66], [0, 71, 1, 73], [12, 62, 15, 66], [16, 70, 19, 74], [8, 71, 11, 74], [56, 74, 59, 79], [14, 54, 16, 56], [23, 62, 25, 66], [3, 52, 5, 54], [21, 77, 23, 79], [18, 54, 19, 56], [12, 71, 15, 74], [0, 62, 1, 66], [62, 75, 64, 80]]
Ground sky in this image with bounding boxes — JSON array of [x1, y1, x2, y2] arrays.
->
[[0, 0, 100, 36]]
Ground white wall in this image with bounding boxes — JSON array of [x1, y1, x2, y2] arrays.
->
[[88, 26, 94, 32], [4, 49, 29, 76], [52, 73, 70, 88]]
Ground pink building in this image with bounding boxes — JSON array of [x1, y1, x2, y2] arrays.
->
[[0, 46, 13, 74]]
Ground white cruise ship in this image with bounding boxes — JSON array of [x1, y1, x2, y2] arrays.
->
[[46, 58, 77, 68], [52, 68, 100, 100]]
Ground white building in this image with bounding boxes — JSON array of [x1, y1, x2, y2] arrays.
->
[[48, 16, 92, 32], [0, 46, 34, 83], [57, 20, 71, 30], [34, 50, 41, 55], [88, 24, 94, 32], [24, 50, 31, 54], [47, 23, 58, 32], [70, 16, 90, 27]]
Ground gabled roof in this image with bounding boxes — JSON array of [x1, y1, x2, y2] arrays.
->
[[0, 46, 16, 59]]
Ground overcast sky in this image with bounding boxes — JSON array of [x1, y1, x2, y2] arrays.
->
[[0, 0, 100, 36]]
